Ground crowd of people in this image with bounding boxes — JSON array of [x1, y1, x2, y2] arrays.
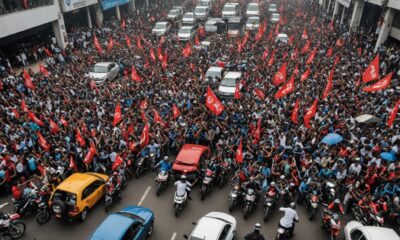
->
[[0, 0, 399, 236]]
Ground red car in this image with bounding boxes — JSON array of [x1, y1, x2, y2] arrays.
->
[[172, 144, 210, 184]]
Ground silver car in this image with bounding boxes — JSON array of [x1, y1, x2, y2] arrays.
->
[[194, 6, 209, 21], [152, 21, 171, 36], [178, 26, 196, 42], [245, 16, 260, 31], [182, 12, 196, 26], [89, 62, 120, 85], [246, 3, 260, 17], [167, 8, 183, 21], [270, 13, 280, 23]]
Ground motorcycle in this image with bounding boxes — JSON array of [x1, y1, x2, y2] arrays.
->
[[263, 189, 278, 222], [280, 186, 293, 206], [352, 205, 384, 226], [275, 220, 298, 240], [305, 191, 320, 220], [105, 183, 121, 212], [217, 163, 229, 188], [0, 203, 26, 239], [135, 156, 151, 178], [324, 180, 337, 203], [321, 208, 341, 240], [200, 169, 214, 200], [228, 183, 242, 212], [149, 152, 158, 172], [13, 190, 39, 217], [35, 201, 51, 225], [173, 191, 187, 217], [243, 188, 257, 219], [155, 170, 169, 196]]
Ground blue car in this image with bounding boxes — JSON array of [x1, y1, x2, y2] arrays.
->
[[88, 206, 155, 240]]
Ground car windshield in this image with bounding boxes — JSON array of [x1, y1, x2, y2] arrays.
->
[[51, 190, 77, 206], [155, 23, 166, 29], [228, 23, 240, 30], [247, 4, 258, 11], [272, 14, 280, 18], [199, 1, 209, 6], [221, 78, 237, 87], [116, 212, 144, 223], [184, 13, 194, 18], [189, 237, 206, 240], [195, 8, 205, 14], [206, 22, 216, 28], [180, 28, 192, 33], [224, 5, 235, 11], [247, 18, 259, 24], [175, 159, 195, 165], [92, 65, 108, 73], [206, 70, 220, 78], [169, 9, 179, 15]]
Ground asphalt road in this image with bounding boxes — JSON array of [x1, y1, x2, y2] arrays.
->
[[0, 170, 351, 240]]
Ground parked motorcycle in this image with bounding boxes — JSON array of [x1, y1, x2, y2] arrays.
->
[[0, 203, 26, 239], [173, 191, 187, 217], [243, 188, 257, 219], [263, 189, 278, 222], [305, 191, 320, 220], [135, 156, 151, 178], [321, 208, 341, 240], [228, 183, 242, 212], [200, 169, 214, 200], [105, 183, 121, 212], [155, 170, 169, 196]]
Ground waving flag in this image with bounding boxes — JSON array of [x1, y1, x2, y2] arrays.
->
[[149, 48, 156, 61], [157, 47, 164, 61], [153, 109, 166, 127], [172, 104, 181, 119], [254, 88, 265, 100], [39, 64, 49, 77], [75, 128, 86, 147], [162, 52, 168, 70], [11, 109, 20, 119], [182, 43, 192, 58], [273, 62, 287, 86], [306, 47, 318, 65], [107, 37, 114, 53], [362, 54, 380, 83], [206, 86, 224, 116], [300, 67, 311, 82], [131, 66, 142, 82], [291, 99, 300, 124], [322, 67, 335, 99], [301, 38, 311, 53], [125, 35, 131, 48], [37, 132, 50, 151], [234, 82, 241, 100], [254, 118, 262, 140], [387, 99, 400, 127], [60, 116, 68, 127], [304, 98, 318, 129], [112, 154, 124, 171], [28, 111, 44, 126], [235, 138, 243, 163], [140, 123, 150, 148], [274, 73, 295, 99], [141, 110, 148, 122], [362, 72, 393, 92], [69, 156, 78, 172], [194, 35, 200, 45], [113, 102, 122, 126], [23, 70, 35, 90], [44, 48, 53, 57], [49, 118, 60, 134], [262, 48, 269, 61], [326, 47, 333, 57], [93, 33, 103, 55], [140, 99, 148, 110], [267, 49, 276, 67], [291, 47, 298, 60], [301, 27, 308, 40]]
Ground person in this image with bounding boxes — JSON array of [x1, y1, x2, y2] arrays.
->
[[174, 175, 192, 200], [154, 156, 171, 172], [244, 223, 265, 240], [279, 202, 299, 237], [107, 171, 122, 200]]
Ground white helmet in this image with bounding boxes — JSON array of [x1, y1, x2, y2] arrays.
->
[[270, 182, 276, 187], [280, 175, 285, 180]]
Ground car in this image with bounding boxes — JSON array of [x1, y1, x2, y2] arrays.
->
[[270, 13, 280, 23], [194, 6, 209, 21], [49, 172, 109, 222], [172, 144, 210, 183], [167, 8, 183, 21], [344, 221, 400, 240], [182, 12, 197, 26], [268, 3, 278, 13], [246, 2, 260, 17], [227, 17, 244, 37], [245, 16, 260, 31], [222, 3, 240, 20], [152, 21, 171, 36], [89, 62, 120, 85], [88, 206, 155, 240], [275, 33, 288, 43], [205, 18, 226, 33], [205, 66, 224, 82], [218, 71, 242, 98], [198, 0, 212, 8], [183, 212, 237, 240], [178, 26, 197, 42]]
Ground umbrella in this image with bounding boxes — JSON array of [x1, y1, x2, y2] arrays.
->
[[321, 133, 343, 145], [380, 152, 397, 162], [355, 114, 381, 124]]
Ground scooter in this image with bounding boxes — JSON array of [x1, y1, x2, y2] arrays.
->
[[228, 183, 242, 212], [243, 188, 257, 219], [155, 170, 169, 196], [135, 155, 151, 178], [105, 183, 121, 212], [263, 189, 278, 222], [321, 208, 341, 240], [305, 191, 320, 220], [0, 203, 26, 239], [174, 191, 187, 217], [275, 220, 298, 240], [149, 152, 158, 172], [200, 169, 214, 200]]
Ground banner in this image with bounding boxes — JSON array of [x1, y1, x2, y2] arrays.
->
[[101, 0, 129, 10], [62, 0, 97, 12]]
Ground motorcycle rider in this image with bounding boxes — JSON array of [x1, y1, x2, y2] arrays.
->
[[243, 176, 261, 201], [327, 199, 345, 215], [279, 202, 299, 237], [174, 175, 192, 200], [244, 223, 265, 240], [154, 156, 171, 172], [107, 171, 122, 200]]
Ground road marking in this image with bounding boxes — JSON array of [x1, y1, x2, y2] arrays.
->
[[171, 232, 177, 240], [138, 186, 151, 206]]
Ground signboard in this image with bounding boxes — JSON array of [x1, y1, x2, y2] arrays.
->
[[337, 0, 351, 8], [62, 0, 98, 12], [100, 0, 129, 10]]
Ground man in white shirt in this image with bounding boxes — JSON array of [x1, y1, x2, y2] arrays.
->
[[174, 175, 192, 199], [279, 202, 299, 236], [348, 158, 362, 176]]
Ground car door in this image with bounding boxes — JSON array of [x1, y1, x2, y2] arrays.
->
[[111, 63, 118, 79], [81, 183, 96, 208], [218, 224, 232, 240], [90, 180, 105, 205]]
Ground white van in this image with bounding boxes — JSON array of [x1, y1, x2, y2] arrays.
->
[[218, 71, 242, 98]]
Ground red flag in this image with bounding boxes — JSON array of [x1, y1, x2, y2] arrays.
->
[[291, 47, 298, 60], [362, 54, 380, 83], [301, 27, 308, 40], [137, 36, 143, 49], [159, 36, 166, 45], [306, 47, 318, 65], [267, 49, 276, 67], [206, 86, 225, 116], [21, 98, 28, 112], [131, 66, 142, 82], [141, 110, 148, 122], [83, 147, 96, 165], [39, 64, 49, 77], [254, 88, 265, 100], [125, 35, 131, 48], [23, 70, 35, 90], [107, 37, 114, 53], [112, 154, 124, 171], [335, 38, 344, 47], [140, 99, 148, 110], [262, 48, 269, 61], [234, 82, 241, 100], [241, 31, 250, 47], [387, 99, 400, 127], [113, 102, 123, 126], [182, 43, 192, 58], [300, 67, 311, 82], [254, 118, 262, 140], [140, 123, 150, 148], [49, 118, 60, 134], [149, 48, 156, 61], [301, 39, 311, 54], [44, 48, 53, 57], [12, 109, 20, 119], [334, 55, 341, 66], [362, 72, 393, 92], [291, 99, 300, 124], [153, 109, 166, 127], [37, 132, 50, 151], [328, 21, 334, 30], [326, 47, 333, 57], [172, 104, 181, 119], [273, 62, 287, 86], [357, 47, 362, 56], [304, 98, 318, 129], [194, 35, 200, 45], [237, 39, 242, 54], [274, 73, 295, 99], [93, 33, 103, 55], [75, 128, 86, 147], [235, 138, 243, 163], [69, 156, 78, 172], [322, 67, 335, 99], [27, 111, 44, 126], [162, 52, 168, 70], [288, 35, 295, 45], [157, 47, 164, 61], [198, 26, 205, 37], [60, 116, 68, 127], [121, 18, 126, 29]]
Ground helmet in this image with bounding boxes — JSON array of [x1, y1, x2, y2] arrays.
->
[[290, 202, 296, 209], [280, 175, 285, 180], [254, 223, 261, 230], [270, 182, 276, 187], [113, 171, 118, 176], [164, 156, 169, 161], [180, 175, 187, 182]]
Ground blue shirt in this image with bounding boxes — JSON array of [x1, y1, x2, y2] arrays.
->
[[159, 160, 171, 172], [28, 158, 37, 171]]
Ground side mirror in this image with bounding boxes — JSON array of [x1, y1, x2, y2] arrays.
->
[[183, 234, 189, 239]]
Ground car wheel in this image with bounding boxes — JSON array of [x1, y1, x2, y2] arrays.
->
[[80, 208, 89, 222], [147, 224, 153, 237]]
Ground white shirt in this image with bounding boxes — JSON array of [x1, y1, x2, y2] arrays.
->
[[174, 181, 191, 196], [348, 163, 361, 175], [279, 207, 299, 228]]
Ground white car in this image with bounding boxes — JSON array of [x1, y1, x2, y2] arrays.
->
[[198, 0, 212, 7], [89, 62, 119, 85], [246, 2, 260, 17], [268, 3, 278, 12], [182, 12, 197, 25], [205, 18, 225, 33], [218, 71, 242, 98], [183, 212, 237, 240], [222, 3, 240, 20], [194, 6, 209, 21], [275, 33, 288, 43], [344, 221, 400, 240], [270, 13, 280, 23], [246, 16, 260, 31], [167, 8, 183, 21], [152, 21, 171, 36], [205, 66, 224, 82], [178, 26, 196, 42]]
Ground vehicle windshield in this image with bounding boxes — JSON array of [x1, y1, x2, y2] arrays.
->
[[180, 28, 192, 33], [199, 0, 209, 6], [247, 4, 258, 11], [169, 9, 179, 15], [247, 18, 259, 24], [175, 159, 195, 165], [224, 5, 235, 11], [51, 190, 77, 206], [221, 78, 237, 87], [228, 23, 240, 30], [206, 70, 221, 79], [195, 8, 206, 14], [155, 23, 167, 29], [272, 14, 280, 18], [92, 65, 108, 73], [184, 13, 194, 18], [206, 22, 216, 28], [116, 212, 144, 223]]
